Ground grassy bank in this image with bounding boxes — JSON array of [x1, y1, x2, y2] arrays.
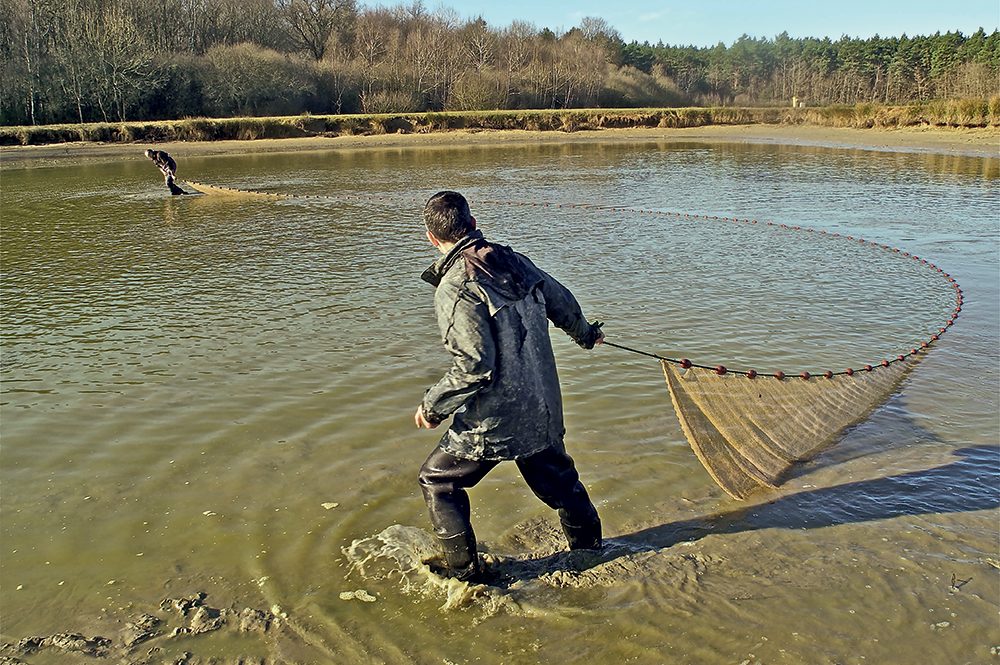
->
[[2, 100, 997, 147]]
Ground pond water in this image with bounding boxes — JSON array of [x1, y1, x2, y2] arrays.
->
[[1, 138, 998, 664]]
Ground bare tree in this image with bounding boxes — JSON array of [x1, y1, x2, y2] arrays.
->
[[500, 20, 534, 106], [277, 0, 356, 60], [355, 8, 388, 96], [400, 8, 459, 109], [11, 0, 57, 124], [462, 17, 494, 79], [85, 3, 158, 121], [52, 0, 94, 123], [558, 28, 605, 107], [577, 16, 622, 65], [392, 0, 426, 23], [193, 0, 281, 52]]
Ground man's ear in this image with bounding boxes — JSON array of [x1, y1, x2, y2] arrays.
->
[[426, 229, 441, 247], [470, 216, 476, 229]]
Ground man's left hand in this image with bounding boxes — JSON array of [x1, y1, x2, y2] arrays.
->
[[415, 405, 439, 429]]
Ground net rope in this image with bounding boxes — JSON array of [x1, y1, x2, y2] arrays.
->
[[182, 181, 963, 499]]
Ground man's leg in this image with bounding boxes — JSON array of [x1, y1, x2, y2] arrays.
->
[[516, 446, 602, 550], [418, 447, 497, 580], [165, 174, 185, 195]]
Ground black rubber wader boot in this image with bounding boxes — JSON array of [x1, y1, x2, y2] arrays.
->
[[166, 175, 185, 195], [419, 448, 496, 583], [516, 446, 603, 551], [438, 531, 482, 582], [561, 514, 602, 550], [420, 444, 602, 578]]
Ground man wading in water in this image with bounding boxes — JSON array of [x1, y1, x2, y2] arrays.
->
[[144, 149, 185, 195], [415, 191, 604, 582]]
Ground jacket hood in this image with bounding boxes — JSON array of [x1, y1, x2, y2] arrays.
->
[[461, 239, 534, 303], [421, 230, 483, 288], [421, 231, 536, 304]]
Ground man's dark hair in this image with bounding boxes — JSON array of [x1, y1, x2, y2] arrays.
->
[[423, 191, 474, 243]]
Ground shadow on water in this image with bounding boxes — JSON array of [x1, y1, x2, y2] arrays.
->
[[481, 445, 999, 591], [618, 444, 1000, 551]]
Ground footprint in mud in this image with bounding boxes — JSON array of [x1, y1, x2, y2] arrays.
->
[[0, 591, 275, 664]]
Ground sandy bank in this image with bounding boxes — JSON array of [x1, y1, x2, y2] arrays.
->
[[1, 124, 996, 169]]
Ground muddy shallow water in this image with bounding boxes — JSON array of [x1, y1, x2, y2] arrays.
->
[[1, 140, 998, 664]]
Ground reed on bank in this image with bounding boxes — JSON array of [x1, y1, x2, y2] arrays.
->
[[2, 100, 997, 147]]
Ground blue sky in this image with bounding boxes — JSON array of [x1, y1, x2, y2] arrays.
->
[[421, 0, 999, 47]]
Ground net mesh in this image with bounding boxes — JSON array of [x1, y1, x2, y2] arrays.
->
[[662, 357, 918, 500], [184, 181, 292, 199]]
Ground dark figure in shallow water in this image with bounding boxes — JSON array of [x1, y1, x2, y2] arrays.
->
[[144, 149, 184, 195], [414, 190, 605, 582]]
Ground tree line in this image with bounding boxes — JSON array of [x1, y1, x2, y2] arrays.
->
[[2, 0, 997, 126], [623, 30, 999, 106]]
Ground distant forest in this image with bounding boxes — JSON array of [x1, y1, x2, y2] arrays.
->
[[2, 0, 997, 125]]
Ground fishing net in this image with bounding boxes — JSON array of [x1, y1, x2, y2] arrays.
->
[[181, 181, 962, 500], [597, 216, 961, 500], [661, 358, 918, 499], [184, 181, 293, 199]]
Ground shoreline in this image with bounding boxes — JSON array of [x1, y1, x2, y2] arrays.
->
[[1, 124, 996, 169]]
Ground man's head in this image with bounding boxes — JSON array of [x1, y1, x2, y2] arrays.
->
[[144, 149, 154, 159], [423, 191, 475, 244]]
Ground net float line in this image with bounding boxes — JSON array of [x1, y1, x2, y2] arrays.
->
[[468, 200, 961, 380], [184, 181, 425, 203], [181, 182, 962, 379]]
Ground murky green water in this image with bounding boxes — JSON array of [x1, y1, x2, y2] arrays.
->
[[2, 140, 998, 664]]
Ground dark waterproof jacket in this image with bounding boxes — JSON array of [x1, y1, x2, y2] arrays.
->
[[151, 151, 176, 176], [420, 230, 601, 461]]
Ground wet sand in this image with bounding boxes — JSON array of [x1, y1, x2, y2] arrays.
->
[[1, 124, 997, 170]]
